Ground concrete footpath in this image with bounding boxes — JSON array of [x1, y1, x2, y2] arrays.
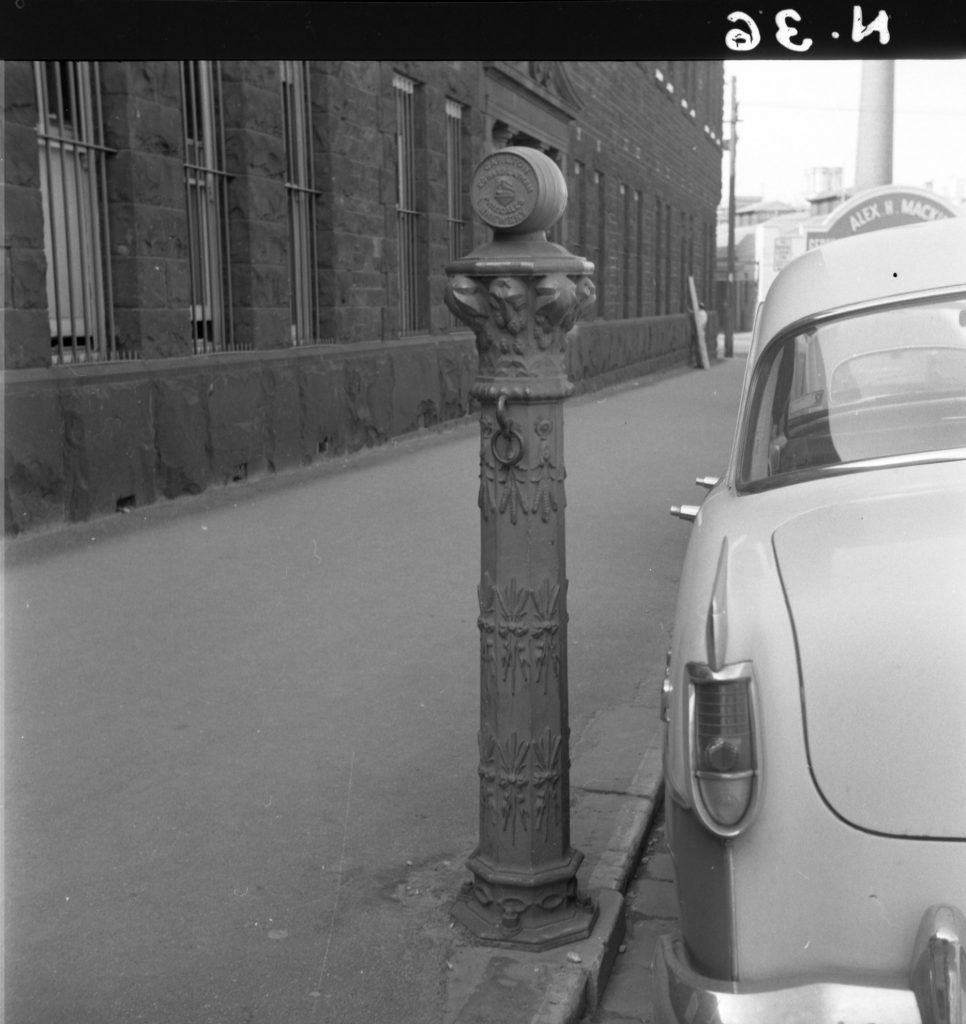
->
[[4, 339, 748, 1024]]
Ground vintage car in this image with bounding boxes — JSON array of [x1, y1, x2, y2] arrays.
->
[[654, 216, 966, 1024]]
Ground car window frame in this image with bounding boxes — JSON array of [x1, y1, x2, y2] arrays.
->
[[734, 286, 966, 495]]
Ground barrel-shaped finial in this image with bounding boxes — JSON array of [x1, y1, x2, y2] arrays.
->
[[471, 146, 567, 236]]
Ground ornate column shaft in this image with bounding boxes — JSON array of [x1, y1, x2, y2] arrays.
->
[[445, 147, 597, 950]]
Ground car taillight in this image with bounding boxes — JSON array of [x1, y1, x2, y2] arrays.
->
[[687, 660, 760, 836]]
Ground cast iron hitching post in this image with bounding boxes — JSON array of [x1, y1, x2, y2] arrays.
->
[[444, 147, 598, 949]]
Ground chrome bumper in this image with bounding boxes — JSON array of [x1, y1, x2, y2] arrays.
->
[[653, 904, 966, 1024]]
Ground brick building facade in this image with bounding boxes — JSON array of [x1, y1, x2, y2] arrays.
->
[[3, 60, 723, 534]]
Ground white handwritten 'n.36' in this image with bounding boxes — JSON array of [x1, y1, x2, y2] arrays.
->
[[725, 7, 891, 52]]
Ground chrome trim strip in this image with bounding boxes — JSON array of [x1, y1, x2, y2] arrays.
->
[[763, 286, 966, 350], [694, 769, 754, 782], [832, 448, 966, 472], [735, 288, 966, 495], [910, 904, 966, 1024], [707, 539, 729, 671], [738, 448, 966, 495]]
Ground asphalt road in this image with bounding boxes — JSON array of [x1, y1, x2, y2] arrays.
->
[[4, 349, 747, 1024]]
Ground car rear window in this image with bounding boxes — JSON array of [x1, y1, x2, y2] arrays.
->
[[739, 295, 966, 490]]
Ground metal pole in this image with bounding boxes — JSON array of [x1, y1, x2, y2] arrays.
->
[[445, 147, 598, 950], [725, 75, 738, 359]]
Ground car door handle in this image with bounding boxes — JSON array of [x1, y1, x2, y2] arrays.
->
[[695, 476, 720, 490], [670, 504, 700, 522]]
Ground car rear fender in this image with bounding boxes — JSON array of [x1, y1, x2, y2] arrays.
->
[[665, 489, 795, 810], [664, 489, 804, 978]]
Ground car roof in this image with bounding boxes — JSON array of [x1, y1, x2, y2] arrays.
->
[[756, 216, 966, 349]]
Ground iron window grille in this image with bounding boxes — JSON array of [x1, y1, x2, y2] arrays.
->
[[654, 196, 663, 315], [687, 213, 695, 311], [445, 99, 466, 328], [281, 60, 323, 345], [394, 73, 422, 335], [35, 61, 118, 365], [572, 161, 586, 258], [181, 60, 234, 354], [621, 184, 632, 319], [596, 171, 606, 316], [664, 203, 673, 315], [636, 191, 645, 317], [679, 211, 688, 313], [706, 222, 715, 309]]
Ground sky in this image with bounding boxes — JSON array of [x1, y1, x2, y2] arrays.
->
[[723, 58, 966, 204]]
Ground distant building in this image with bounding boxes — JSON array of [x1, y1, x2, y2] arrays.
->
[[804, 165, 845, 199], [924, 176, 966, 212], [3, 60, 724, 534], [719, 59, 963, 327], [735, 199, 800, 227], [715, 196, 795, 332], [717, 177, 961, 330], [752, 184, 961, 309]]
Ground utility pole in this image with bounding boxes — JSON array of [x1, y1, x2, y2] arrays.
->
[[444, 147, 598, 950], [725, 74, 738, 359]]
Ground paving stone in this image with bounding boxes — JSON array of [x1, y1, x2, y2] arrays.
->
[[627, 878, 677, 922], [641, 852, 674, 883]]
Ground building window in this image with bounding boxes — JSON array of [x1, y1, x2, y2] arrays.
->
[[621, 184, 632, 319], [572, 161, 586, 258], [445, 99, 466, 328], [664, 204, 673, 315], [394, 73, 422, 335], [657, 200, 674, 316], [654, 197, 663, 315], [706, 221, 715, 308], [679, 211, 688, 313], [636, 191, 645, 317], [281, 60, 321, 345], [181, 60, 233, 353], [35, 61, 116, 364], [596, 171, 606, 316], [687, 213, 695, 310]]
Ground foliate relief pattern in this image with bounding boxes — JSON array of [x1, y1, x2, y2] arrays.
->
[[445, 275, 490, 341], [477, 725, 564, 843], [497, 579, 531, 698], [479, 416, 564, 525], [530, 417, 560, 523], [444, 274, 596, 380], [532, 727, 564, 841], [489, 277, 529, 336], [533, 273, 595, 343], [530, 578, 562, 697], [478, 575, 498, 717], [478, 574, 564, 700]]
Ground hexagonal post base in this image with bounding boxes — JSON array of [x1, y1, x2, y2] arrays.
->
[[452, 847, 597, 950]]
